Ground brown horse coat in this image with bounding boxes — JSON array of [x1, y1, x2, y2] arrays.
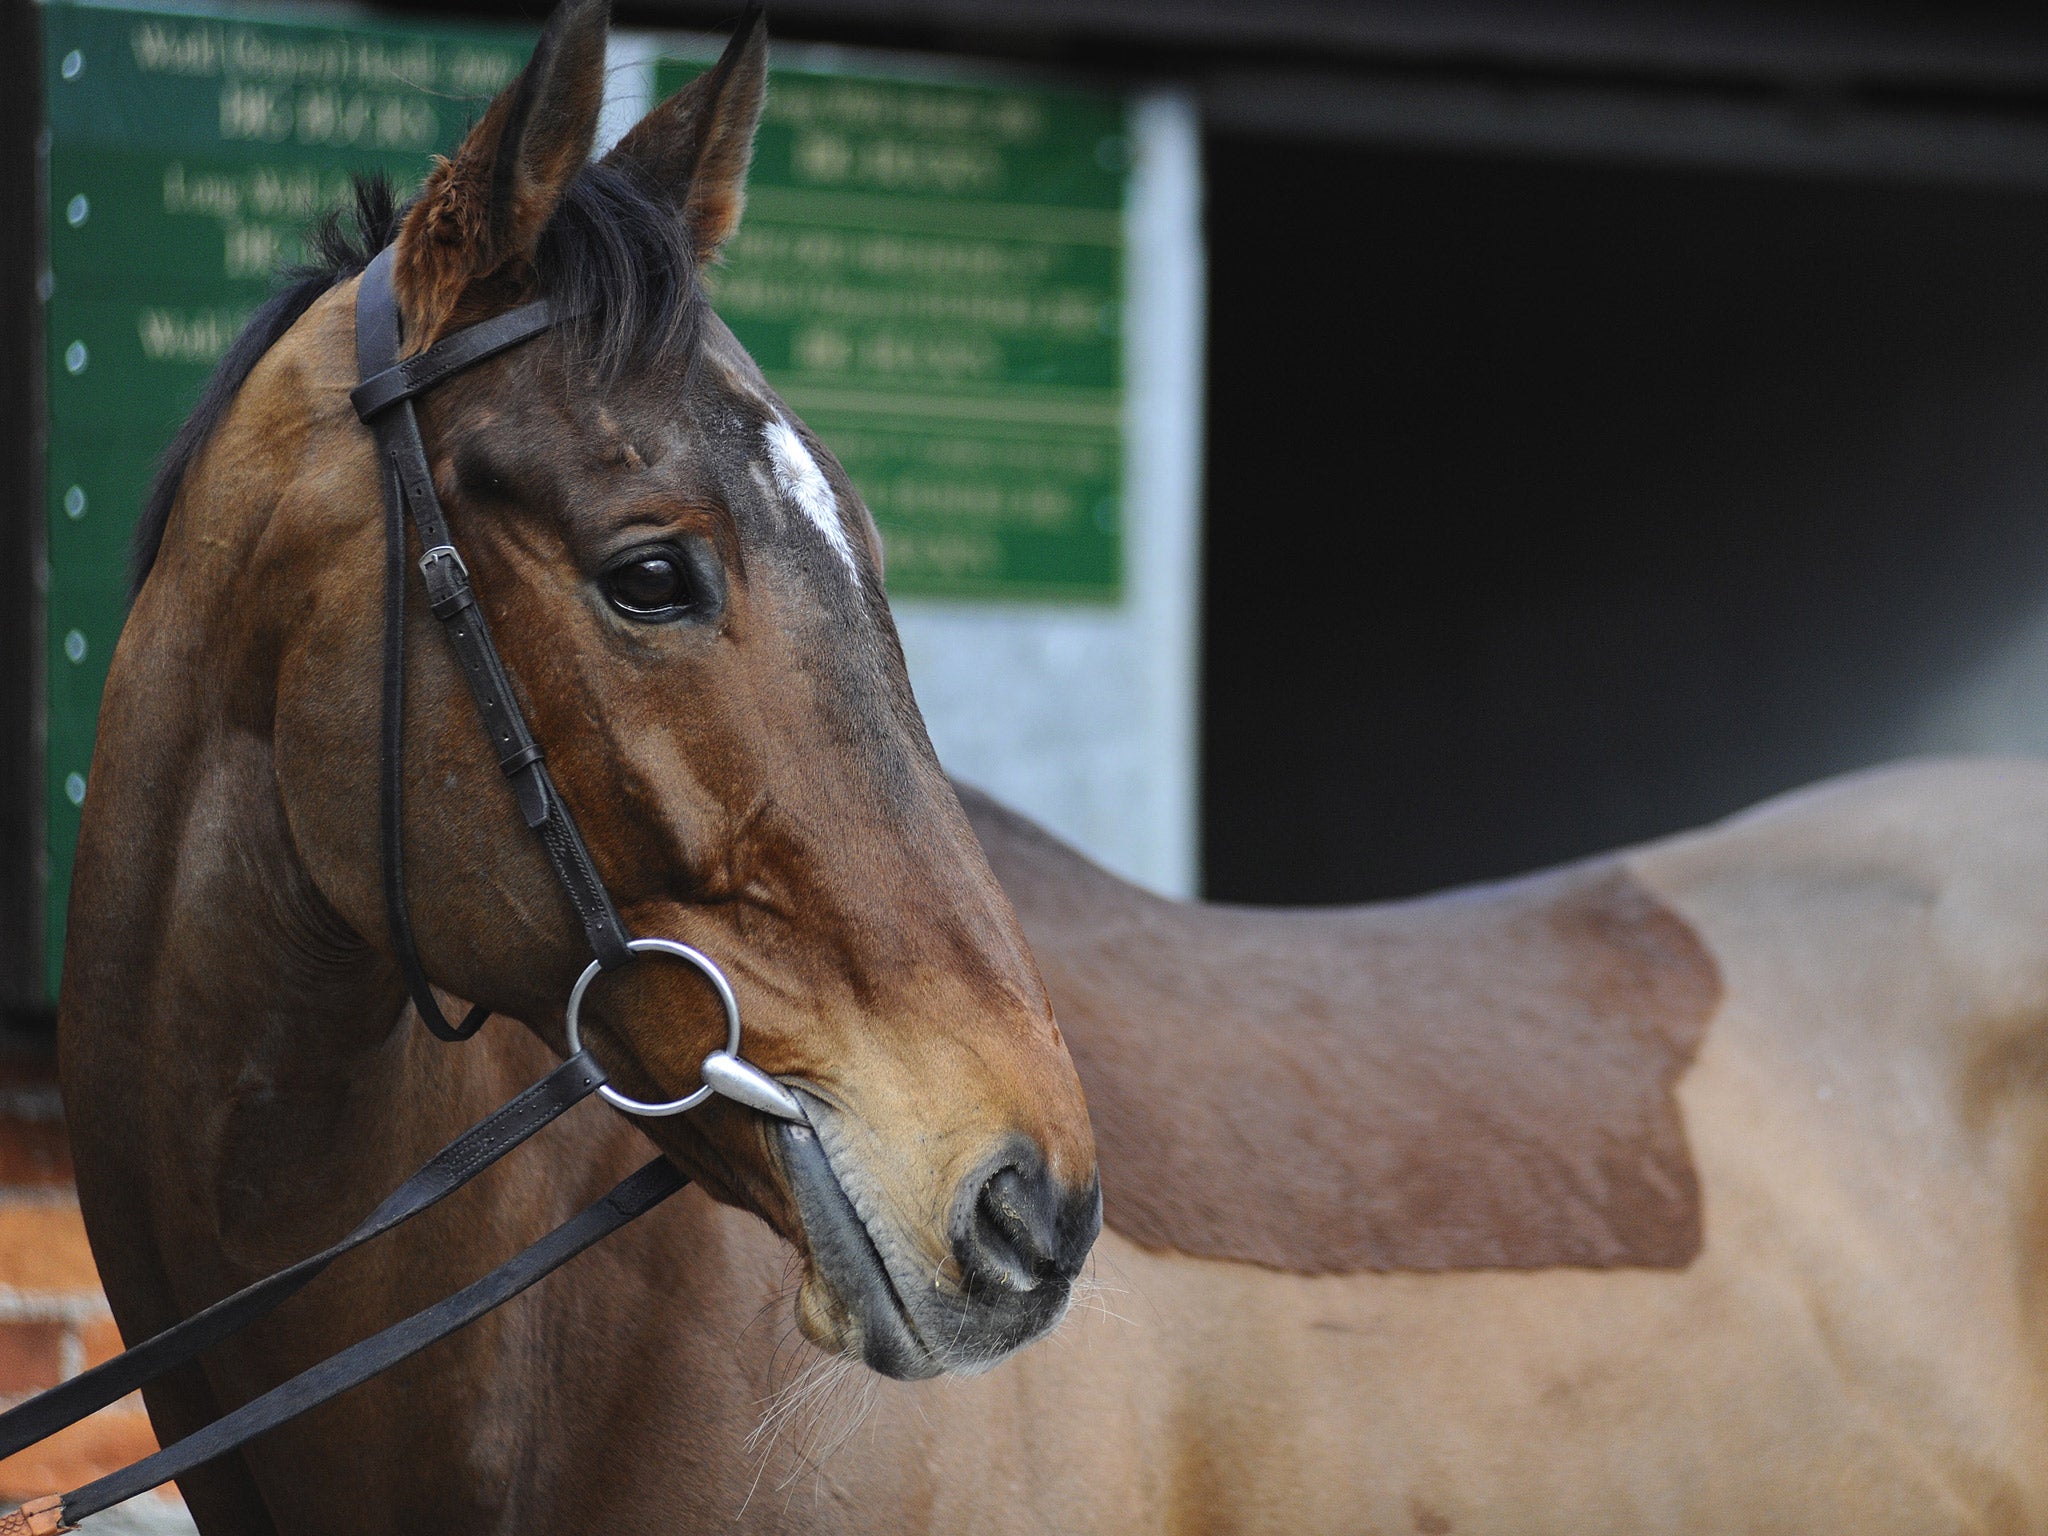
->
[[945, 759, 2048, 1533]]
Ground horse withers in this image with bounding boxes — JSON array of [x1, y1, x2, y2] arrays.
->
[[63, 4, 1096, 1528]]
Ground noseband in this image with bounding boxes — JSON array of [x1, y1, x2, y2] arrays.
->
[[0, 251, 801, 1535]]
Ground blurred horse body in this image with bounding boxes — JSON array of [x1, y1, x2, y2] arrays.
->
[[957, 761, 2048, 1533]]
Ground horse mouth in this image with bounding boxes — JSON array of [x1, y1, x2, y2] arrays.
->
[[774, 1112, 942, 1381]]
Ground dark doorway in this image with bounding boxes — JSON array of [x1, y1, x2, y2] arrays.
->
[[1201, 139, 2048, 905]]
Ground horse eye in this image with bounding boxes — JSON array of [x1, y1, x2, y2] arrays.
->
[[602, 548, 693, 620]]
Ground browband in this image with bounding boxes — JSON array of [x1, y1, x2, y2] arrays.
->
[[350, 296, 559, 419]]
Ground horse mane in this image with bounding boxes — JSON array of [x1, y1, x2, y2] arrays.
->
[[131, 160, 705, 598]]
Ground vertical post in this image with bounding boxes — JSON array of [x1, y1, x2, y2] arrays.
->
[[1120, 90, 1206, 897], [0, 5, 45, 1016]]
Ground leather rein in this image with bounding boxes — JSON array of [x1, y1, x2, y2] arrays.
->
[[0, 248, 802, 1534]]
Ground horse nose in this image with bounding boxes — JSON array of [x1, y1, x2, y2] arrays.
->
[[952, 1154, 1101, 1296]]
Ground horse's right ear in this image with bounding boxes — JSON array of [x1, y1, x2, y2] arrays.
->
[[392, 0, 610, 349]]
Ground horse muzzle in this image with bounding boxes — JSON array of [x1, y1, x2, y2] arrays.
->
[[775, 1101, 1100, 1380]]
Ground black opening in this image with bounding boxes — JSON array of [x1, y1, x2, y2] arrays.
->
[[1201, 139, 2048, 905]]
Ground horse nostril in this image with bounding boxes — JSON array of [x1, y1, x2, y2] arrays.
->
[[981, 1167, 1055, 1284], [956, 1162, 1097, 1296]]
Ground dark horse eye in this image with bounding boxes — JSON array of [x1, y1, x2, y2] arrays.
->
[[602, 547, 694, 620]]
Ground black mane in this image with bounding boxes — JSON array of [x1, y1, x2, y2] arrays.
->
[[130, 161, 703, 597]]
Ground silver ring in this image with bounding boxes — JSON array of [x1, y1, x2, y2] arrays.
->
[[563, 938, 741, 1117]]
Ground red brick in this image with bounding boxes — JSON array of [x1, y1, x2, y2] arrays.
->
[[0, 1325, 64, 1397], [0, 1407, 157, 1501], [78, 1317, 124, 1372], [0, 1053, 72, 1193], [0, 1121, 73, 1191], [0, 1206, 99, 1296]]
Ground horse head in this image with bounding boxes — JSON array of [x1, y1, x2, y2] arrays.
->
[[142, 0, 1099, 1381]]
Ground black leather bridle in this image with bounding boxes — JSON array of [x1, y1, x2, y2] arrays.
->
[[0, 249, 802, 1535], [355, 245, 630, 1043]]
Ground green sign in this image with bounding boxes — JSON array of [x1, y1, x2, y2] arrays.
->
[[39, 2, 536, 997], [654, 57, 1128, 601]]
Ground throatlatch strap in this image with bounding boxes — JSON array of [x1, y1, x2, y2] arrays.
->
[[0, 1051, 606, 1463], [56, 1158, 687, 1529], [353, 248, 633, 1043], [377, 442, 484, 1043]]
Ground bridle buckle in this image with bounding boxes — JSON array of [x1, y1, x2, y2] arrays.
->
[[418, 543, 467, 583], [417, 544, 474, 619]]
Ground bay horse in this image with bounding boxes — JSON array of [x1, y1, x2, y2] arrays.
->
[[59, 1, 2048, 1531]]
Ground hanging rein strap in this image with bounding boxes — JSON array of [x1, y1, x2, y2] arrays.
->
[[0, 1051, 604, 1465], [56, 1160, 684, 1527], [352, 246, 632, 1041], [2, 1159, 686, 1535], [0, 1052, 687, 1535]]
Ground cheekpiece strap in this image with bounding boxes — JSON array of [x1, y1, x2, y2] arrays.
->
[[353, 249, 633, 1046]]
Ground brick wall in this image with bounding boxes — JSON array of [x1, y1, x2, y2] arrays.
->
[[0, 1049, 194, 1534]]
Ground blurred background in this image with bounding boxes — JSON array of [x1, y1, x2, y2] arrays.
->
[[12, 0, 2048, 998], [6, 2, 2048, 1522]]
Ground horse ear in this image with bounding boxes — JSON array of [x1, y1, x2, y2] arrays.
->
[[393, 0, 610, 348], [604, 8, 767, 263]]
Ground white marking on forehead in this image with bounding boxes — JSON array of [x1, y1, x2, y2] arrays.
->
[[763, 416, 857, 577]]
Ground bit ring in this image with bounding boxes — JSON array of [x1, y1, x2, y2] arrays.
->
[[563, 938, 741, 1117]]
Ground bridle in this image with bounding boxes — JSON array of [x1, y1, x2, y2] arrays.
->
[[352, 245, 800, 1122], [0, 248, 802, 1534]]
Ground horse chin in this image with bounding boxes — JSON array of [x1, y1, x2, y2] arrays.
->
[[776, 1117, 945, 1381]]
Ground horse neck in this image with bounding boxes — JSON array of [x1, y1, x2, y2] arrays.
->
[[68, 658, 376, 1243], [64, 593, 724, 1398], [64, 504, 506, 1286], [64, 671, 637, 1313]]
